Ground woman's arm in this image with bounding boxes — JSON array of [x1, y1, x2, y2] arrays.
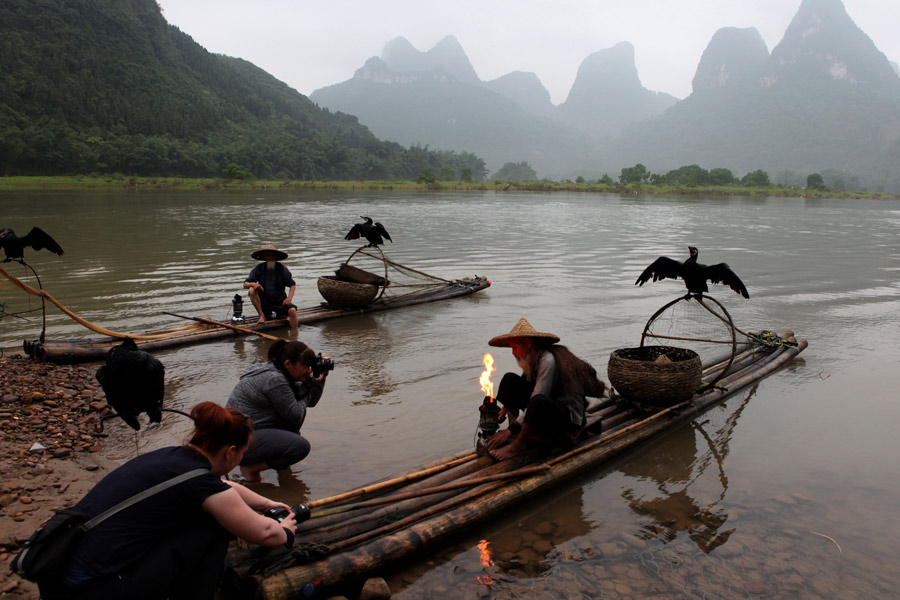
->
[[222, 480, 289, 512], [266, 377, 308, 430], [202, 488, 296, 547]]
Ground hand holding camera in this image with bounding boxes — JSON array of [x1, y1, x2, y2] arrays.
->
[[264, 503, 310, 549], [311, 353, 335, 378]]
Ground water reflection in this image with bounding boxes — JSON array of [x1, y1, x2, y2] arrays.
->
[[619, 389, 754, 554], [316, 315, 399, 404]]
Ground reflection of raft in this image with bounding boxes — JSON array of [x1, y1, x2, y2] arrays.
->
[[228, 330, 807, 600], [27, 276, 490, 364]]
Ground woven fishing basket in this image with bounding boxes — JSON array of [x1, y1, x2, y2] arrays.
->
[[317, 276, 379, 308], [607, 345, 702, 407]]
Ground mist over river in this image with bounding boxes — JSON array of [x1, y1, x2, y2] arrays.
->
[[2, 189, 898, 598]]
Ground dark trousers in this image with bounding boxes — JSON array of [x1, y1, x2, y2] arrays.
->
[[241, 427, 310, 470], [41, 521, 230, 600], [495, 373, 576, 440]]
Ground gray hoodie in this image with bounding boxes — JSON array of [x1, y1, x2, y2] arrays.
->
[[226, 362, 323, 431]]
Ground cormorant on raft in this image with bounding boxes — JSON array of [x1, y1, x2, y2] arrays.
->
[[635, 246, 749, 299], [96, 339, 165, 430], [344, 216, 392, 247], [0, 227, 64, 263]]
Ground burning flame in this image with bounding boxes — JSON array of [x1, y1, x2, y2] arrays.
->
[[473, 539, 495, 585], [480, 353, 496, 399]]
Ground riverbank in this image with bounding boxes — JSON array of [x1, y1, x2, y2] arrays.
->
[[0, 355, 124, 599], [0, 175, 894, 199]]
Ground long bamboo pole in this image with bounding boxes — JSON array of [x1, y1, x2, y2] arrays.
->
[[311, 464, 550, 517], [162, 311, 285, 341], [308, 452, 478, 509]]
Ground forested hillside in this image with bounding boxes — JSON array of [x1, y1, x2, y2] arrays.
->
[[0, 0, 486, 179]]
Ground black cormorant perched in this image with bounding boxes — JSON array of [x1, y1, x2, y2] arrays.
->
[[0, 227, 64, 263], [96, 339, 165, 430], [344, 216, 392, 247], [635, 246, 749, 298]]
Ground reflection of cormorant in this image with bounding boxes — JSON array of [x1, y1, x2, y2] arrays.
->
[[344, 217, 392, 247], [636, 246, 749, 298], [96, 339, 165, 430], [620, 415, 739, 554], [0, 227, 64, 263]]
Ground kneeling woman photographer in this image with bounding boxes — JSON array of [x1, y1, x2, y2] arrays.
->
[[226, 339, 331, 482], [41, 402, 297, 600]]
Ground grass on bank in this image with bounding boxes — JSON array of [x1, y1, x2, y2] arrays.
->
[[0, 175, 895, 199]]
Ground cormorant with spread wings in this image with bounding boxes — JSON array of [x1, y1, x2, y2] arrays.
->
[[344, 217, 392, 247], [0, 227, 64, 263], [635, 246, 749, 298]]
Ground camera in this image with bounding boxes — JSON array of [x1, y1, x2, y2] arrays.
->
[[264, 503, 311, 525], [311, 352, 335, 377]]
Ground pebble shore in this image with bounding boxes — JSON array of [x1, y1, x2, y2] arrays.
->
[[0, 354, 121, 599]]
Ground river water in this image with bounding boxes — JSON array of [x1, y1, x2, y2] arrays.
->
[[2, 189, 898, 598]]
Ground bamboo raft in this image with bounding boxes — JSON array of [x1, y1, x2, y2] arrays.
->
[[225, 330, 807, 599], [25, 276, 490, 364]]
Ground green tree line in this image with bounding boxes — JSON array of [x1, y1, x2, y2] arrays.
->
[[0, 0, 487, 181]]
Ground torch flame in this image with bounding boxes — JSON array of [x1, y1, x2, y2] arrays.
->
[[480, 353, 496, 399]]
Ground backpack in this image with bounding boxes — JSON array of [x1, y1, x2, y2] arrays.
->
[[10, 507, 88, 582]]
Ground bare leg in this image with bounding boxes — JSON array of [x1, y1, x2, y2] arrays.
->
[[248, 287, 266, 323], [239, 462, 267, 483], [288, 307, 298, 331]]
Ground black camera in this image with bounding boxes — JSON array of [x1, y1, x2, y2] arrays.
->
[[264, 503, 311, 525], [311, 352, 335, 377]]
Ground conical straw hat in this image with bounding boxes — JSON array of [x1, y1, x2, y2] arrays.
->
[[251, 242, 288, 261], [488, 318, 560, 348]]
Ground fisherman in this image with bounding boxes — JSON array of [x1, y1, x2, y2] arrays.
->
[[244, 242, 298, 331], [485, 318, 606, 461]]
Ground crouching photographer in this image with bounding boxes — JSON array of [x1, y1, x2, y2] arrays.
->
[[226, 339, 334, 482], [37, 402, 297, 600]]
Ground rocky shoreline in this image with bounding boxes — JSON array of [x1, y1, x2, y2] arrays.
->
[[0, 355, 123, 599]]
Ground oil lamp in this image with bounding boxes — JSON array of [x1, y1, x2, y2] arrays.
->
[[475, 353, 500, 455], [231, 293, 244, 322]]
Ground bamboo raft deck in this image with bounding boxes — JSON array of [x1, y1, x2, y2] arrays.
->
[[25, 277, 490, 364], [226, 330, 807, 599]]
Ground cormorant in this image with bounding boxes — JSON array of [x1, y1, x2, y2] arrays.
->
[[0, 227, 64, 263], [635, 246, 749, 298], [344, 216, 392, 247], [96, 339, 165, 430]]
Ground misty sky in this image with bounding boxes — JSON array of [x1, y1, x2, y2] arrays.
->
[[155, 0, 898, 105]]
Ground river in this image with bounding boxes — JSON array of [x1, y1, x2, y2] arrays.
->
[[2, 189, 898, 598]]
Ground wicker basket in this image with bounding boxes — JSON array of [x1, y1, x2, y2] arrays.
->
[[317, 276, 379, 308], [607, 346, 702, 407]]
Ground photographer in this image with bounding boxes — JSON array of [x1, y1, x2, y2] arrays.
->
[[40, 402, 295, 600], [226, 339, 331, 482]]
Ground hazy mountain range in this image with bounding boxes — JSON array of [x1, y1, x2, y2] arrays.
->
[[312, 0, 900, 191]]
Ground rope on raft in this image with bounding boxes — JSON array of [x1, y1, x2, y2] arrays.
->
[[0, 264, 173, 341]]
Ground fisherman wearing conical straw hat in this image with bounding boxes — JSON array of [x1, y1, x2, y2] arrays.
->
[[486, 318, 606, 461], [244, 243, 298, 331]]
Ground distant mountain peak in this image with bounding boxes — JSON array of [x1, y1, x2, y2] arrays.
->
[[692, 27, 769, 94], [380, 35, 480, 84], [764, 0, 900, 90]]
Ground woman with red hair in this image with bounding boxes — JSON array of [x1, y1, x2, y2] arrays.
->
[[40, 402, 295, 600]]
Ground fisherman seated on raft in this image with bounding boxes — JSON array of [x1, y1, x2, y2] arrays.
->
[[485, 318, 606, 461], [244, 242, 299, 331], [226, 340, 329, 483]]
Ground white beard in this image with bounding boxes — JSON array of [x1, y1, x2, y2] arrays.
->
[[266, 260, 276, 271]]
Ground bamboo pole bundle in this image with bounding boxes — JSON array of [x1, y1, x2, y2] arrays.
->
[[257, 338, 806, 599]]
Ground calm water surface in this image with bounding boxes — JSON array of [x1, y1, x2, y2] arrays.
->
[[2, 190, 899, 598]]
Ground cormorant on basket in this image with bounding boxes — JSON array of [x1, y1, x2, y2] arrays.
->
[[635, 246, 749, 299]]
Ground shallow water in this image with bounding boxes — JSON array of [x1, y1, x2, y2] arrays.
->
[[2, 189, 898, 598]]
